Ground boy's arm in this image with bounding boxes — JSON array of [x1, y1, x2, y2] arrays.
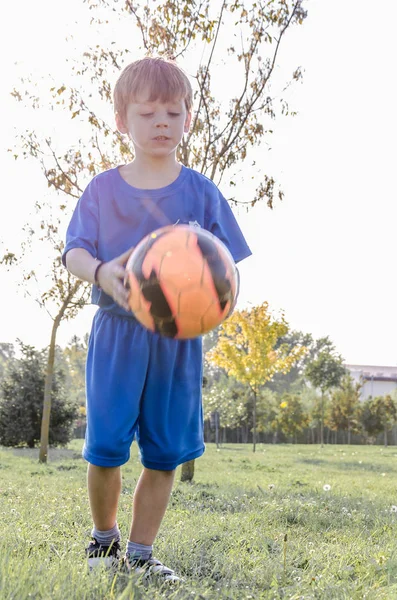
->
[[66, 247, 133, 312], [65, 248, 99, 285]]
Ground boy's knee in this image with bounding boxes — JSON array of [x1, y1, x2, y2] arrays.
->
[[143, 467, 176, 477], [88, 463, 120, 473]]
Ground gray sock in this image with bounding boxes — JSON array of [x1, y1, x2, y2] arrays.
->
[[92, 523, 121, 546], [126, 540, 152, 561]]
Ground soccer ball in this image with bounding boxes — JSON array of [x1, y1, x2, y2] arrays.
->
[[125, 224, 239, 339]]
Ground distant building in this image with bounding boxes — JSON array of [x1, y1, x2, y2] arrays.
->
[[345, 364, 397, 401]]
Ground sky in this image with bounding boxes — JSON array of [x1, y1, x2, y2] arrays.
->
[[1, 0, 396, 366]]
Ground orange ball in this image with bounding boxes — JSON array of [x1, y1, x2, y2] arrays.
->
[[125, 225, 239, 339]]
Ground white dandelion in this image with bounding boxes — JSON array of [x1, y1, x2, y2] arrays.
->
[[268, 484, 275, 490], [323, 484, 331, 492], [390, 505, 397, 513]]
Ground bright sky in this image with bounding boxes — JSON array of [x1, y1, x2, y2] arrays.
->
[[1, 0, 396, 366]]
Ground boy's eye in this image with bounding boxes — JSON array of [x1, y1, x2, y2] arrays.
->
[[139, 111, 180, 117]]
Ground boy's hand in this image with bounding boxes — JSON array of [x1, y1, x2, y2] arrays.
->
[[96, 248, 134, 311]]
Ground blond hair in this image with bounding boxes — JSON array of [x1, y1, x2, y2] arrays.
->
[[113, 56, 193, 121]]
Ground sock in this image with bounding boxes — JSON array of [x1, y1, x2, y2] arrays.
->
[[92, 523, 121, 546], [126, 540, 153, 561]]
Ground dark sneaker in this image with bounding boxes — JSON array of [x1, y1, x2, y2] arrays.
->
[[122, 554, 182, 584], [85, 538, 121, 571]]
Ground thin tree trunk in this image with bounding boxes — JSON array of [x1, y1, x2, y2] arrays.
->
[[181, 460, 195, 482], [39, 281, 81, 463], [215, 413, 219, 448], [384, 426, 388, 447], [348, 420, 351, 445], [392, 425, 397, 446], [252, 389, 257, 453], [320, 391, 324, 447], [39, 313, 62, 463]]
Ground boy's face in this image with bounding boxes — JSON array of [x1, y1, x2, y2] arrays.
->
[[116, 93, 191, 159]]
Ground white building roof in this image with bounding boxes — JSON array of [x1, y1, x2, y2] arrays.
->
[[345, 364, 397, 382]]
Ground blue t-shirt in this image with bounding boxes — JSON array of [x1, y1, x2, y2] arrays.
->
[[62, 165, 252, 317]]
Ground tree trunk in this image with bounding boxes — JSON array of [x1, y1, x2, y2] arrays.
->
[[180, 460, 195, 482], [38, 282, 80, 463], [320, 391, 324, 447], [39, 313, 62, 463], [384, 426, 388, 447], [252, 389, 257, 453], [348, 420, 351, 445], [392, 425, 397, 446]]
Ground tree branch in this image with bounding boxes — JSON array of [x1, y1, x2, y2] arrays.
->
[[187, 0, 227, 148], [45, 139, 84, 196]]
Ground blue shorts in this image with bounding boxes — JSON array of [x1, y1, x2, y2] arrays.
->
[[83, 309, 205, 470]]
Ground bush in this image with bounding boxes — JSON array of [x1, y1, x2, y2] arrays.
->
[[0, 343, 78, 447]]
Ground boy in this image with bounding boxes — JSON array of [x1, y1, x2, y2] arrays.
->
[[62, 56, 251, 583]]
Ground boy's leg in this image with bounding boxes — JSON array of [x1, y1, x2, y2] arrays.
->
[[83, 311, 151, 569], [88, 464, 122, 530], [85, 464, 122, 569], [123, 336, 204, 582], [124, 468, 180, 583], [128, 467, 175, 545]]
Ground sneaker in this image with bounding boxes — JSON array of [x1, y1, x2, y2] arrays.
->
[[85, 538, 121, 571], [122, 553, 182, 584]]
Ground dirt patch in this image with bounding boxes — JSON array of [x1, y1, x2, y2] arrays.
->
[[10, 447, 82, 461]]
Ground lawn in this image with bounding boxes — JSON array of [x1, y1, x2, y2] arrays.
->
[[1, 441, 397, 599]]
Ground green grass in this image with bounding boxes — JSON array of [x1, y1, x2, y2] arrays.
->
[[2, 442, 397, 599]]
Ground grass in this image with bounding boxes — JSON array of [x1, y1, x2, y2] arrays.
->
[[2, 442, 397, 599]]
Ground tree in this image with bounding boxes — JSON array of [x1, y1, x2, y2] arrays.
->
[[265, 331, 314, 394], [208, 302, 307, 451], [276, 393, 308, 442], [0, 343, 78, 448], [266, 333, 339, 395], [6, 0, 307, 469], [0, 343, 16, 384], [304, 343, 346, 447], [1, 243, 89, 463], [63, 334, 89, 408], [362, 395, 397, 447], [328, 374, 361, 444], [203, 372, 250, 444], [252, 388, 279, 442]]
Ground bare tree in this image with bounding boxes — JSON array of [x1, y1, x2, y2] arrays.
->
[[5, 0, 307, 466]]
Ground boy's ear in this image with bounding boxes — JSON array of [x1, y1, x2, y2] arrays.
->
[[184, 111, 192, 133], [115, 111, 128, 134]]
